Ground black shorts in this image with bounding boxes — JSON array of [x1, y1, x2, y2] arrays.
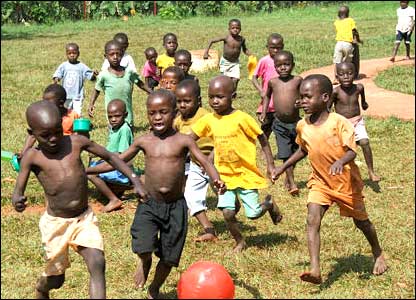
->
[[131, 197, 188, 267], [257, 112, 275, 134], [272, 117, 299, 160]]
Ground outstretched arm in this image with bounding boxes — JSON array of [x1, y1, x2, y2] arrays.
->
[[251, 74, 264, 98], [274, 147, 307, 181], [258, 133, 276, 183], [203, 37, 226, 59], [136, 78, 152, 94], [330, 148, 356, 175], [18, 134, 36, 159]]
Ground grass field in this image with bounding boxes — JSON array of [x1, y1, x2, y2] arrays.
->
[[1, 1, 415, 299]]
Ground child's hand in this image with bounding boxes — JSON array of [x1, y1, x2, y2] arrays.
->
[[362, 101, 369, 110], [213, 179, 226, 195], [329, 160, 344, 175], [259, 112, 266, 124], [134, 184, 149, 203], [273, 166, 285, 181], [269, 167, 278, 184], [88, 105, 95, 118], [93, 69, 99, 77], [12, 195, 27, 212]]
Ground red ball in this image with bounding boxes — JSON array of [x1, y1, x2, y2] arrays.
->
[[177, 261, 235, 299]]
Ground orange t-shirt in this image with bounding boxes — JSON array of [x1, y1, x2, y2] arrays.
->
[[296, 113, 364, 196], [62, 110, 80, 135]]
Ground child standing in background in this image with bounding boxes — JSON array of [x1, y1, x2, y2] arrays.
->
[[390, 1, 415, 62], [101, 32, 137, 73], [53, 42, 97, 116], [252, 33, 284, 140], [156, 33, 178, 76], [88, 40, 151, 127], [142, 47, 160, 90], [174, 49, 199, 82]]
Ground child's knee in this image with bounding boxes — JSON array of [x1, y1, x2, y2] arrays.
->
[[138, 252, 152, 262], [358, 138, 369, 147], [37, 274, 65, 291], [222, 208, 236, 222], [87, 252, 106, 273], [353, 218, 371, 230]]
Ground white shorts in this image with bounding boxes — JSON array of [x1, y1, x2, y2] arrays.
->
[[349, 116, 369, 141], [65, 98, 83, 116], [333, 41, 354, 64], [184, 161, 211, 216], [219, 56, 240, 79]]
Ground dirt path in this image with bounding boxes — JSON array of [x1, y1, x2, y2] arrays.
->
[[300, 56, 415, 121]]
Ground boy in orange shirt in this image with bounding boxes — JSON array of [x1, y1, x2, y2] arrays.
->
[[274, 74, 387, 284]]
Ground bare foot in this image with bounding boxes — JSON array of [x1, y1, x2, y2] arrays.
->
[[232, 240, 247, 253], [266, 195, 283, 225], [35, 289, 49, 299], [194, 232, 218, 242], [300, 271, 322, 284], [373, 253, 388, 275], [369, 172, 381, 182], [405, 56, 411, 60], [389, 57, 395, 62], [147, 286, 159, 299], [134, 260, 147, 289], [101, 199, 123, 213], [288, 186, 299, 196]]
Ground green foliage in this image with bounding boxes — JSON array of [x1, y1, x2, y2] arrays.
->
[[374, 65, 415, 95], [158, 3, 183, 20]]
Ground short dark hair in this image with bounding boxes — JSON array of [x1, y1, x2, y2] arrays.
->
[[176, 79, 201, 98], [174, 49, 192, 61], [163, 33, 177, 44], [107, 99, 126, 112], [268, 33, 283, 42], [104, 39, 121, 53], [163, 66, 185, 82], [144, 47, 157, 55], [147, 89, 176, 109], [336, 61, 355, 72], [303, 74, 333, 96], [229, 19, 241, 26], [274, 50, 294, 63], [43, 84, 67, 101], [65, 42, 79, 51], [113, 32, 128, 44]]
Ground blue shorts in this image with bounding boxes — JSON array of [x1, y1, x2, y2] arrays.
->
[[218, 188, 262, 218], [395, 31, 412, 44], [89, 160, 130, 185]]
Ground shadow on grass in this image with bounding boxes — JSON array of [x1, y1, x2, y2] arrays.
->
[[229, 271, 263, 299], [319, 253, 373, 290], [363, 179, 381, 193], [211, 219, 257, 235], [1, 30, 78, 41], [246, 232, 298, 249]]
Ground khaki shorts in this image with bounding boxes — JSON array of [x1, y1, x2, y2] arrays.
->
[[219, 56, 240, 79], [39, 206, 104, 276], [333, 41, 354, 64], [348, 116, 369, 142]]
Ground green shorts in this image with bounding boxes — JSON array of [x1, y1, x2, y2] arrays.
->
[[218, 188, 262, 218]]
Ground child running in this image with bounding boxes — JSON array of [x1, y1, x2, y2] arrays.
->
[[159, 66, 185, 92], [87, 89, 226, 299], [19, 84, 80, 158], [174, 79, 218, 242], [274, 74, 387, 284], [203, 19, 252, 91], [390, 1, 415, 62], [142, 47, 160, 90], [88, 99, 135, 213], [261, 50, 303, 196], [156, 33, 178, 76], [12, 100, 145, 299], [252, 33, 284, 140], [88, 40, 151, 127], [53, 42, 98, 116], [101, 32, 137, 73], [330, 62, 381, 182], [190, 75, 282, 253], [174, 49, 199, 82]]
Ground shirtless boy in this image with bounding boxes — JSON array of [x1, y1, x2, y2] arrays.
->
[[203, 18, 252, 91], [87, 89, 225, 298], [12, 100, 145, 299], [330, 62, 380, 182], [261, 50, 303, 195]]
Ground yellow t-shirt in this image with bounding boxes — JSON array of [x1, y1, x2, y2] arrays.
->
[[156, 53, 175, 74], [191, 110, 268, 190], [334, 17, 356, 42], [296, 112, 363, 196], [174, 107, 214, 161]]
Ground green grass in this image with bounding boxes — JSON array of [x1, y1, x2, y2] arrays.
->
[[1, 1, 415, 299], [374, 65, 415, 95]]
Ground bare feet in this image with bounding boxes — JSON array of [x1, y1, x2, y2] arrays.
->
[[288, 186, 299, 196], [405, 56, 411, 60], [101, 199, 123, 213], [194, 228, 218, 242], [232, 240, 247, 253], [373, 253, 388, 275], [369, 172, 381, 182], [266, 195, 283, 225], [147, 286, 159, 299], [389, 57, 395, 62], [35, 289, 49, 299], [300, 271, 322, 284], [134, 260, 147, 289]]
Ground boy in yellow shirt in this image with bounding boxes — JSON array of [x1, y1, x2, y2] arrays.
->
[[156, 33, 178, 76], [190, 75, 282, 253], [274, 74, 387, 284]]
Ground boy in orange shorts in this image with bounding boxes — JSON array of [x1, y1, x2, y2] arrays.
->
[[274, 74, 387, 284]]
